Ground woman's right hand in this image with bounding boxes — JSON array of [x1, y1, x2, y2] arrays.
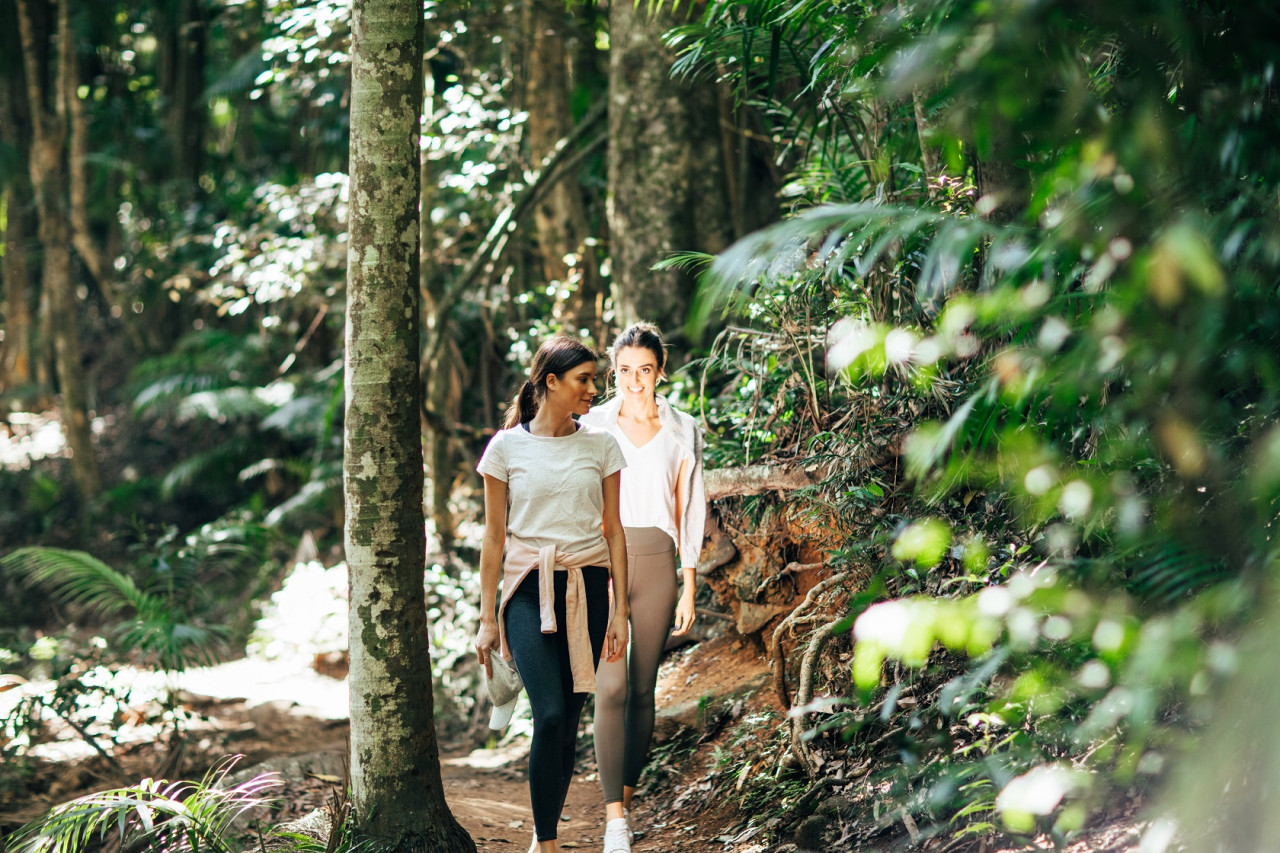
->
[[475, 620, 500, 677]]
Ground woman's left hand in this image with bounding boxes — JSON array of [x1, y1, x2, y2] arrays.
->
[[605, 610, 630, 662], [673, 587, 696, 635]]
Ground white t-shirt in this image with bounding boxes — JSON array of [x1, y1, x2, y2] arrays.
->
[[605, 424, 687, 551], [476, 422, 626, 555]]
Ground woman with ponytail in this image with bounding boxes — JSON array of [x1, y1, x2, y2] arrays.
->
[[580, 322, 706, 853], [474, 335, 631, 853]]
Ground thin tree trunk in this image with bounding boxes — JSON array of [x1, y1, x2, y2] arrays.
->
[[1, 185, 35, 390], [913, 88, 940, 193], [522, 0, 600, 337], [419, 98, 456, 551], [68, 58, 105, 292], [344, 0, 473, 849], [16, 0, 100, 499], [164, 0, 208, 187], [1, 43, 35, 390], [608, 1, 733, 341]]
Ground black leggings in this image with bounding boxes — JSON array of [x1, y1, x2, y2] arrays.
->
[[505, 566, 609, 841]]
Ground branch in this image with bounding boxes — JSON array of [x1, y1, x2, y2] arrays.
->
[[705, 464, 820, 500], [420, 101, 607, 375]]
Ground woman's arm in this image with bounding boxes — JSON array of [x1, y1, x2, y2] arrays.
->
[[475, 474, 508, 676], [672, 458, 696, 635], [602, 470, 630, 661]]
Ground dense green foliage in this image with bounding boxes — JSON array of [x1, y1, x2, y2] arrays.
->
[[673, 0, 1280, 846]]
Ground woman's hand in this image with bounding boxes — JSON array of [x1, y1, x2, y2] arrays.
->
[[605, 609, 630, 662], [673, 585, 696, 635], [475, 620, 501, 677]]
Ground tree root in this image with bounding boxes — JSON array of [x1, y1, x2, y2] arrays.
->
[[789, 615, 844, 776], [770, 572, 850, 710], [753, 560, 825, 600]]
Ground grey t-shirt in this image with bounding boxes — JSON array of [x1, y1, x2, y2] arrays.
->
[[476, 422, 626, 555]]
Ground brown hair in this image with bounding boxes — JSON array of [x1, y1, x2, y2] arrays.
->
[[503, 336, 598, 428], [611, 322, 667, 377]]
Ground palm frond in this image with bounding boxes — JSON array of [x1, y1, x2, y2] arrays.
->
[[0, 547, 152, 620], [1125, 544, 1230, 606], [204, 49, 270, 100], [161, 438, 259, 498], [176, 387, 273, 425], [7, 757, 279, 853]]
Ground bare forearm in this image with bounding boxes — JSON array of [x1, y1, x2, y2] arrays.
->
[[478, 534, 504, 624], [606, 528, 629, 618]]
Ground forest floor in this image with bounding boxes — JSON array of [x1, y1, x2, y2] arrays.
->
[[2, 629, 1149, 853], [0, 632, 769, 853]]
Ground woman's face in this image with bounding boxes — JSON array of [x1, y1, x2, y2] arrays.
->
[[615, 346, 661, 402], [546, 360, 599, 417]]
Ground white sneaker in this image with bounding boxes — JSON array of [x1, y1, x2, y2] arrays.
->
[[603, 817, 632, 853]]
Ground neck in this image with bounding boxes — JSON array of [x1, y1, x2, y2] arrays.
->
[[528, 406, 577, 437], [618, 393, 659, 420]]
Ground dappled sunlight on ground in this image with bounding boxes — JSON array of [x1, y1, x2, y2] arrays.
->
[[177, 655, 349, 720]]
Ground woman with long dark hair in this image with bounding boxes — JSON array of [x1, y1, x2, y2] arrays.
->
[[474, 335, 631, 853], [580, 322, 707, 853]]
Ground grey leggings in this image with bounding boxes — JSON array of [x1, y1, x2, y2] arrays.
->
[[593, 527, 678, 804]]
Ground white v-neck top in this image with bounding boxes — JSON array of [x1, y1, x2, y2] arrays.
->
[[609, 423, 684, 548]]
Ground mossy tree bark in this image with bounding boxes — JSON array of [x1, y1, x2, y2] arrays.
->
[[344, 1, 474, 849], [608, 1, 734, 342], [16, 0, 101, 499]]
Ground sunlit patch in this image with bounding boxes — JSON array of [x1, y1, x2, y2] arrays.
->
[[0, 411, 69, 470], [996, 764, 1089, 833]]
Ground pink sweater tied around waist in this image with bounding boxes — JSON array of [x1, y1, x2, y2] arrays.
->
[[498, 534, 611, 693]]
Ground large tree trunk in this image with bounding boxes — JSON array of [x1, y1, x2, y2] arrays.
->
[[608, 2, 734, 342], [522, 0, 601, 338], [16, 0, 100, 499], [344, 1, 474, 850]]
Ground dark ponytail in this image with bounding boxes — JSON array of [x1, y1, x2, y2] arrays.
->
[[502, 336, 598, 429], [503, 380, 538, 429]]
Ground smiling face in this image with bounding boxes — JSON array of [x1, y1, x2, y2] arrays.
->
[[615, 345, 661, 403], [545, 359, 599, 417]]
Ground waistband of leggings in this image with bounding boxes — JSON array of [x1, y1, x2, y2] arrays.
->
[[625, 526, 676, 557]]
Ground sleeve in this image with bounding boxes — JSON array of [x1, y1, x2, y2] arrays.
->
[[679, 414, 708, 570], [476, 430, 509, 482], [600, 432, 626, 479]]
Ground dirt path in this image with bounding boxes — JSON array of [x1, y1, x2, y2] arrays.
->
[[1, 636, 771, 852]]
